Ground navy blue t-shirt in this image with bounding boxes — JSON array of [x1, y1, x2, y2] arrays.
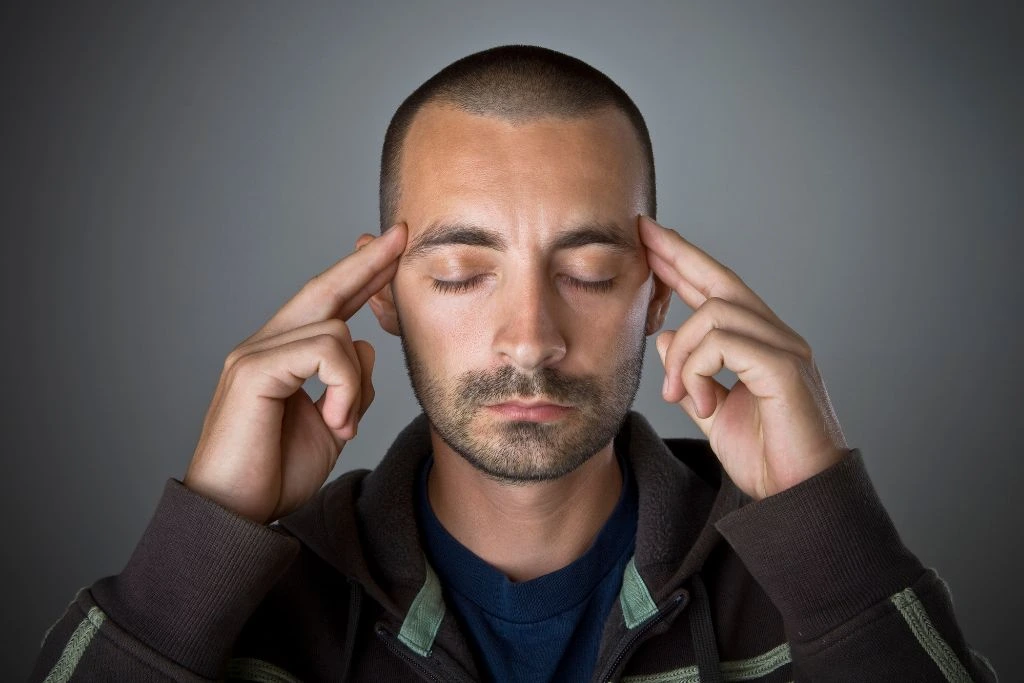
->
[[416, 452, 638, 682]]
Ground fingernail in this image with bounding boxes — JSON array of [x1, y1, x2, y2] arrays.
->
[[662, 374, 670, 398], [384, 222, 401, 236]]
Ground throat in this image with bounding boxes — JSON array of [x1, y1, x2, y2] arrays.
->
[[425, 434, 623, 582]]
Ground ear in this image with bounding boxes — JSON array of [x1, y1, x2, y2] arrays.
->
[[356, 233, 402, 336], [644, 273, 672, 336]]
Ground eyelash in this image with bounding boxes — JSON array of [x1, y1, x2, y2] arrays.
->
[[430, 275, 615, 295]]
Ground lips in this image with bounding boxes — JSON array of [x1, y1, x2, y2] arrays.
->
[[491, 399, 570, 408], [485, 400, 574, 422]]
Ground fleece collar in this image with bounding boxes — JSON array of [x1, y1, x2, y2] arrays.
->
[[277, 411, 746, 668]]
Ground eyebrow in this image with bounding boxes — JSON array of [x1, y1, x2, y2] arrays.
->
[[403, 220, 636, 263]]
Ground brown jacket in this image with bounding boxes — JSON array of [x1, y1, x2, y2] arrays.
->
[[31, 412, 997, 681]]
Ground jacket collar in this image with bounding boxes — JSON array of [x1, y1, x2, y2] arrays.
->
[[622, 411, 749, 602], [277, 411, 747, 672], [277, 413, 435, 618]]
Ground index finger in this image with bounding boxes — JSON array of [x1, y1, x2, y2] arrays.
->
[[638, 215, 795, 334], [253, 222, 407, 342]]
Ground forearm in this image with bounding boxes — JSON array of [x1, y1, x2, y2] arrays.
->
[[715, 450, 997, 681], [30, 479, 300, 681]]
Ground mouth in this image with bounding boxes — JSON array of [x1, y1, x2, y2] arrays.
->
[[484, 399, 574, 422]]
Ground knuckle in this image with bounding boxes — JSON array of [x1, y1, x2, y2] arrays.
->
[[694, 296, 713, 314], [795, 336, 813, 360], [229, 352, 261, 380], [322, 318, 352, 343], [313, 335, 356, 374], [703, 296, 729, 320], [313, 333, 345, 357], [223, 348, 242, 370], [223, 345, 249, 371], [781, 350, 806, 375], [706, 326, 728, 344]]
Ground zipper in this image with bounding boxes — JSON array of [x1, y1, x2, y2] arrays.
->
[[596, 593, 687, 683], [375, 624, 476, 683]]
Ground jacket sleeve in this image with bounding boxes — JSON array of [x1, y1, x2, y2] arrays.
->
[[29, 478, 301, 682], [714, 449, 998, 682]]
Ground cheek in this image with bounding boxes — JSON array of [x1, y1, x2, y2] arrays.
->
[[569, 277, 651, 342], [615, 291, 652, 355], [563, 282, 651, 368], [393, 273, 492, 368], [621, 280, 653, 332]]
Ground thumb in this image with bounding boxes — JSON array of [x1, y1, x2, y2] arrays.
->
[[655, 330, 675, 368], [352, 340, 376, 423]]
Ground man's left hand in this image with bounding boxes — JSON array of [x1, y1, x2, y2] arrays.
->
[[638, 215, 849, 501]]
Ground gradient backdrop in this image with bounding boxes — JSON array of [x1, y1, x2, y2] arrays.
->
[[3, 1, 1021, 678]]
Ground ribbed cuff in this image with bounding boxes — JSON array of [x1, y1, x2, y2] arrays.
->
[[714, 449, 924, 641], [91, 478, 301, 678]]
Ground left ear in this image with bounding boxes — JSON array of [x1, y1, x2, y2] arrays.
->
[[355, 233, 402, 336], [645, 274, 672, 335]]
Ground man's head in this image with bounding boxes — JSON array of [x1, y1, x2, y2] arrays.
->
[[378, 44, 656, 233], [365, 45, 671, 483]]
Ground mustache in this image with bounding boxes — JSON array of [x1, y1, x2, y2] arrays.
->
[[456, 365, 601, 405]]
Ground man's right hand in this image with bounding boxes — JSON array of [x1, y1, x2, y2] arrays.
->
[[182, 223, 407, 525]]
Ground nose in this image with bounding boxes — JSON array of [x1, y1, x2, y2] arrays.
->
[[491, 273, 567, 372]]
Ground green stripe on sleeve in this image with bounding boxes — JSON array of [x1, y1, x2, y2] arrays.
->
[[43, 606, 106, 683], [891, 587, 973, 683], [720, 642, 792, 680]]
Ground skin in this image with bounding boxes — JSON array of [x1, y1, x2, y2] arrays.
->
[[184, 99, 850, 579], [362, 104, 668, 580], [358, 102, 849, 580], [642, 217, 850, 500]]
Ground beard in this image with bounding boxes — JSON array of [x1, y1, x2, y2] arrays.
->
[[398, 322, 646, 484]]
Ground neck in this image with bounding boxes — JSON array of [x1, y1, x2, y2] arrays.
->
[[426, 429, 622, 582]]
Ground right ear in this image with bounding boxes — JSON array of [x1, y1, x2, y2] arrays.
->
[[355, 233, 401, 336]]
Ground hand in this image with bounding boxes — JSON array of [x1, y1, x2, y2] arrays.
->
[[183, 223, 408, 524], [638, 215, 849, 500]]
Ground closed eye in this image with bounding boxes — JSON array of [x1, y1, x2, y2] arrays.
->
[[565, 277, 614, 293], [431, 275, 488, 294], [430, 275, 615, 295]]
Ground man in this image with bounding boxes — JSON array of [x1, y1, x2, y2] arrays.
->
[[32, 45, 995, 682]]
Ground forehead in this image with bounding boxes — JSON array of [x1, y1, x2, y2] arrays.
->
[[397, 103, 647, 246]]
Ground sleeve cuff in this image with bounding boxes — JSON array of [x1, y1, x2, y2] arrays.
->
[[714, 449, 925, 641], [90, 478, 301, 677]]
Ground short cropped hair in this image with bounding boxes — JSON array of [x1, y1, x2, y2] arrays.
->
[[378, 44, 656, 232]]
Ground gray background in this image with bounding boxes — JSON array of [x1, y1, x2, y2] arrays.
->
[[3, 1, 1020, 678]]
